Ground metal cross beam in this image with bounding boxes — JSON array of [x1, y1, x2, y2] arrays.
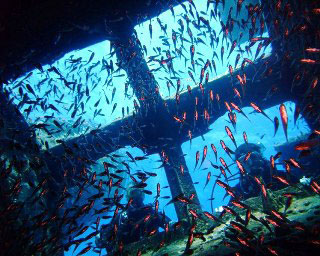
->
[[46, 44, 296, 221]]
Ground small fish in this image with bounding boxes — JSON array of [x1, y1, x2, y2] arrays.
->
[[190, 45, 195, 60], [126, 151, 137, 165], [111, 87, 116, 102], [273, 117, 279, 137], [220, 46, 224, 65], [230, 102, 250, 121], [142, 190, 152, 195], [228, 40, 237, 58], [199, 145, 207, 169], [250, 102, 272, 122], [279, 104, 288, 142], [225, 126, 237, 148], [211, 144, 217, 162], [194, 151, 200, 170], [188, 130, 192, 148], [87, 51, 95, 64], [203, 171, 211, 189], [111, 103, 117, 115], [294, 104, 300, 126], [149, 23, 152, 39], [26, 84, 36, 97], [219, 157, 231, 174], [295, 140, 320, 151], [236, 160, 246, 175]]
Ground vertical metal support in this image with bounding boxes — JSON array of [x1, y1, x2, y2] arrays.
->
[[114, 35, 163, 116], [113, 34, 203, 223], [161, 145, 202, 222]]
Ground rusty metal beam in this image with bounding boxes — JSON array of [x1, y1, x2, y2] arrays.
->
[[161, 145, 202, 222], [47, 54, 297, 170], [114, 37, 163, 105]]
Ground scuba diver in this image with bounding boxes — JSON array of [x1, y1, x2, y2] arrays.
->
[[232, 143, 297, 201], [96, 187, 171, 253]]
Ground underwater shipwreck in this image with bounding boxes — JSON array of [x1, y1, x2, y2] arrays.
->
[[0, 0, 320, 255]]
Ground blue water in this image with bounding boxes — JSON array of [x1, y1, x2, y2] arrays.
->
[[5, 0, 311, 255]]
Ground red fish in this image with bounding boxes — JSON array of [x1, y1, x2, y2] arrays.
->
[[190, 45, 195, 60], [241, 152, 251, 162], [220, 139, 234, 160], [179, 164, 185, 175], [217, 180, 229, 189], [224, 101, 232, 113], [236, 0, 244, 17], [270, 155, 275, 170], [243, 131, 248, 144], [225, 126, 237, 148], [194, 151, 200, 170], [250, 102, 272, 122], [219, 157, 231, 174], [289, 158, 301, 169], [279, 104, 288, 141], [261, 184, 267, 198], [228, 40, 237, 58], [189, 209, 199, 219], [203, 211, 219, 222], [295, 139, 320, 150], [199, 145, 208, 169], [188, 130, 192, 148], [203, 171, 211, 189], [219, 166, 227, 179], [272, 175, 290, 186], [209, 89, 214, 103], [236, 160, 246, 175], [211, 143, 218, 162], [300, 58, 317, 64], [77, 245, 92, 255]]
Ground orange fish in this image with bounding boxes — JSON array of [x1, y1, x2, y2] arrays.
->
[[295, 139, 320, 150], [203, 171, 211, 189], [203, 211, 219, 221], [289, 158, 301, 169], [209, 89, 214, 102], [250, 102, 272, 122], [220, 157, 231, 174], [272, 175, 290, 186], [270, 155, 275, 170], [194, 110, 199, 122], [180, 164, 184, 175], [199, 145, 208, 169], [220, 139, 234, 160], [217, 180, 229, 189], [188, 209, 199, 219], [279, 104, 288, 142], [244, 152, 252, 161], [211, 143, 217, 162], [261, 184, 267, 198], [225, 126, 237, 148], [300, 58, 317, 64], [306, 48, 320, 53], [243, 131, 248, 144], [236, 160, 246, 175], [224, 101, 232, 113]]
